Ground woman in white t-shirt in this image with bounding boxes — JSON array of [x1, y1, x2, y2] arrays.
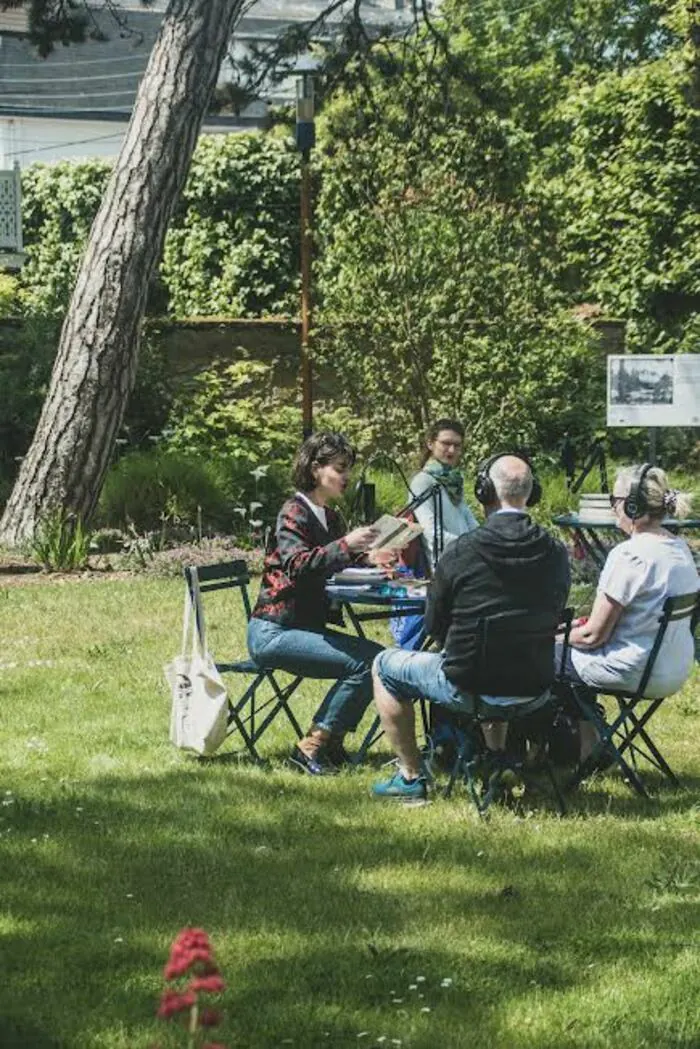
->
[[560, 464, 698, 760]]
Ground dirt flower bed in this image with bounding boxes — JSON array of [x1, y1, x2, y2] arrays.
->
[[0, 536, 264, 585]]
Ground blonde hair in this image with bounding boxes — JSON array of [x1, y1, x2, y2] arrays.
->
[[616, 464, 692, 520]]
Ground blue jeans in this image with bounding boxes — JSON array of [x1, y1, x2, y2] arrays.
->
[[374, 648, 552, 721], [247, 618, 383, 735]]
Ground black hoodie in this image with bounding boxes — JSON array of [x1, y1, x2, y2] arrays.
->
[[425, 511, 570, 695]]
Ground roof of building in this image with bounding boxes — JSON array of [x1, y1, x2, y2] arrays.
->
[[0, 0, 407, 122]]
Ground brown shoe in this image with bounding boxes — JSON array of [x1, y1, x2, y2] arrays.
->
[[325, 736, 352, 769]]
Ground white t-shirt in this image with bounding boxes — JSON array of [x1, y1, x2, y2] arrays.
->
[[571, 532, 699, 697], [295, 491, 327, 530]]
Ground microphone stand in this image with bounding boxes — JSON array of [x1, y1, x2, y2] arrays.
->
[[396, 481, 445, 571], [569, 436, 609, 494]]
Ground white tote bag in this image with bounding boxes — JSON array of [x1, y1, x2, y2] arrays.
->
[[164, 570, 229, 757]]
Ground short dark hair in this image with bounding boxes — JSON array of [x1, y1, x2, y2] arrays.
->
[[292, 432, 356, 492], [419, 418, 466, 466]]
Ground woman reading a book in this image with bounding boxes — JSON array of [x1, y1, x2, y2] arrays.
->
[[409, 419, 479, 566], [247, 431, 390, 775]]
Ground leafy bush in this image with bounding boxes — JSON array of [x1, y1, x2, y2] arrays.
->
[[161, 133, 299, 318], [317, 105, 603, 458], [0, 316, 60, 497], [0, 275, 20, 318], [20, 160, 112, 316], [17, 136, 300, 319], [165, 358, 301, 467], [98, 450, 232, 534]]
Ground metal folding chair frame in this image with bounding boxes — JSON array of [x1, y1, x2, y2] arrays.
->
[[184, 562, 304, 762], [440, 609, 572, 816], [564, 591, 699, 797]]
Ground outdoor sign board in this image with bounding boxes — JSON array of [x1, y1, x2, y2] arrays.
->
[[607, 354, 700, 427]]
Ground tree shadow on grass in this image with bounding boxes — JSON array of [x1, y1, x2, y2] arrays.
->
[[1, 768, 699, 1048], [0, 1017, 64, 1049], [212, 739, 700, 820]]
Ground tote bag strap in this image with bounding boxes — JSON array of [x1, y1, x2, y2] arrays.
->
[[184, 567, 207, 658], [180, 578, 193, 657]]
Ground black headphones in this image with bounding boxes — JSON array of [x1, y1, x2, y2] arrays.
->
[[623, 462, 653, 520], [474, 451, 541, 507]]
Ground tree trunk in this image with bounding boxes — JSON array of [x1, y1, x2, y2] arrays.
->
[[0, 0, 242, 546]]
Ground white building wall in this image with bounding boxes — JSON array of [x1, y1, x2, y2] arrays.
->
[[0, 114, 249, 168], [0, 116, 126, 168]]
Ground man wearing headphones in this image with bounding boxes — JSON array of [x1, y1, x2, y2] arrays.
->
[[372, 453, 570, 801]]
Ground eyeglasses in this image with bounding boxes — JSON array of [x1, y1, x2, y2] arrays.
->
[[609, 495, 625, 509]]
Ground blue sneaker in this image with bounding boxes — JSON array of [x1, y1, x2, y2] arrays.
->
[[372, 770, 428, 801]]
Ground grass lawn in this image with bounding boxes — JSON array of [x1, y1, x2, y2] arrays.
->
[[1, 574, 699, 1049]]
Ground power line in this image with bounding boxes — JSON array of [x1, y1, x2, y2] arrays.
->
[[1, 130, 124, 157], [0, 90, 138, 100], [0, 102, 135, 113], [0, 51, 152, 69], [0, 69, 145, 84]]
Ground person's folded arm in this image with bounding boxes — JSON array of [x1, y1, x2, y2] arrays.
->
[[568, 592, 623, 650], [569, 545, 647, 650]]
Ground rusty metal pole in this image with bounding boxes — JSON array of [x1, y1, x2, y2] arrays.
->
[[294, 56, 319, 439], [300, 149, 313, 437]]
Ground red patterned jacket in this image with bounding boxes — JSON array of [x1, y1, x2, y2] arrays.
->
[[251, 495, 354, 630]]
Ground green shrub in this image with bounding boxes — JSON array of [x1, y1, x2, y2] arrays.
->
[[161, 133, 300, 318], [20, 160, 112, 316], [0, 275, 20, 318], [0, 316, 60, 500], [17, 136, 300, 319], [98, 450, 231, 534], [165, 358, 302, 467]]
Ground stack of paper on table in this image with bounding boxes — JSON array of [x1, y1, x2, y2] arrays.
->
[[331, 567, 390, 586], [577, 494, 616, 522]]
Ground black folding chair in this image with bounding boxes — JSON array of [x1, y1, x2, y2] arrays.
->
[[564, 591, 700, 797], [442, 608, 572, 817], [184, 561, 304, 761]]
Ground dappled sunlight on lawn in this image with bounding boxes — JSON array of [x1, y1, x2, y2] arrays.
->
[[1, 576, 699, 1047]]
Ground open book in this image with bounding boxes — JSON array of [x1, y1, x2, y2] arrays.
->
[[368, 514, 424, 552]]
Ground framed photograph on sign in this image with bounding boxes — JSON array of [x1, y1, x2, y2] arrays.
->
[[609, 357, 674, 406], [607, 354, 700, 427]]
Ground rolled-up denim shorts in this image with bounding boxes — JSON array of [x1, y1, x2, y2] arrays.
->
[[374, 648, 552, 720]]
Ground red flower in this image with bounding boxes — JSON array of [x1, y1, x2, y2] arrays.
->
[[163, 928, 217, 979], [189, 974, 225, 994], [199, 1008, 223, 1027], [164, 948, 216, 979], [157, 989, 196, 1019]]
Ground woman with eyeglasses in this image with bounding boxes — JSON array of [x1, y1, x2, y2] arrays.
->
[[558, 464, 698, 762], [409, 419, 479, 567], [247, 432, 388, 775]]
